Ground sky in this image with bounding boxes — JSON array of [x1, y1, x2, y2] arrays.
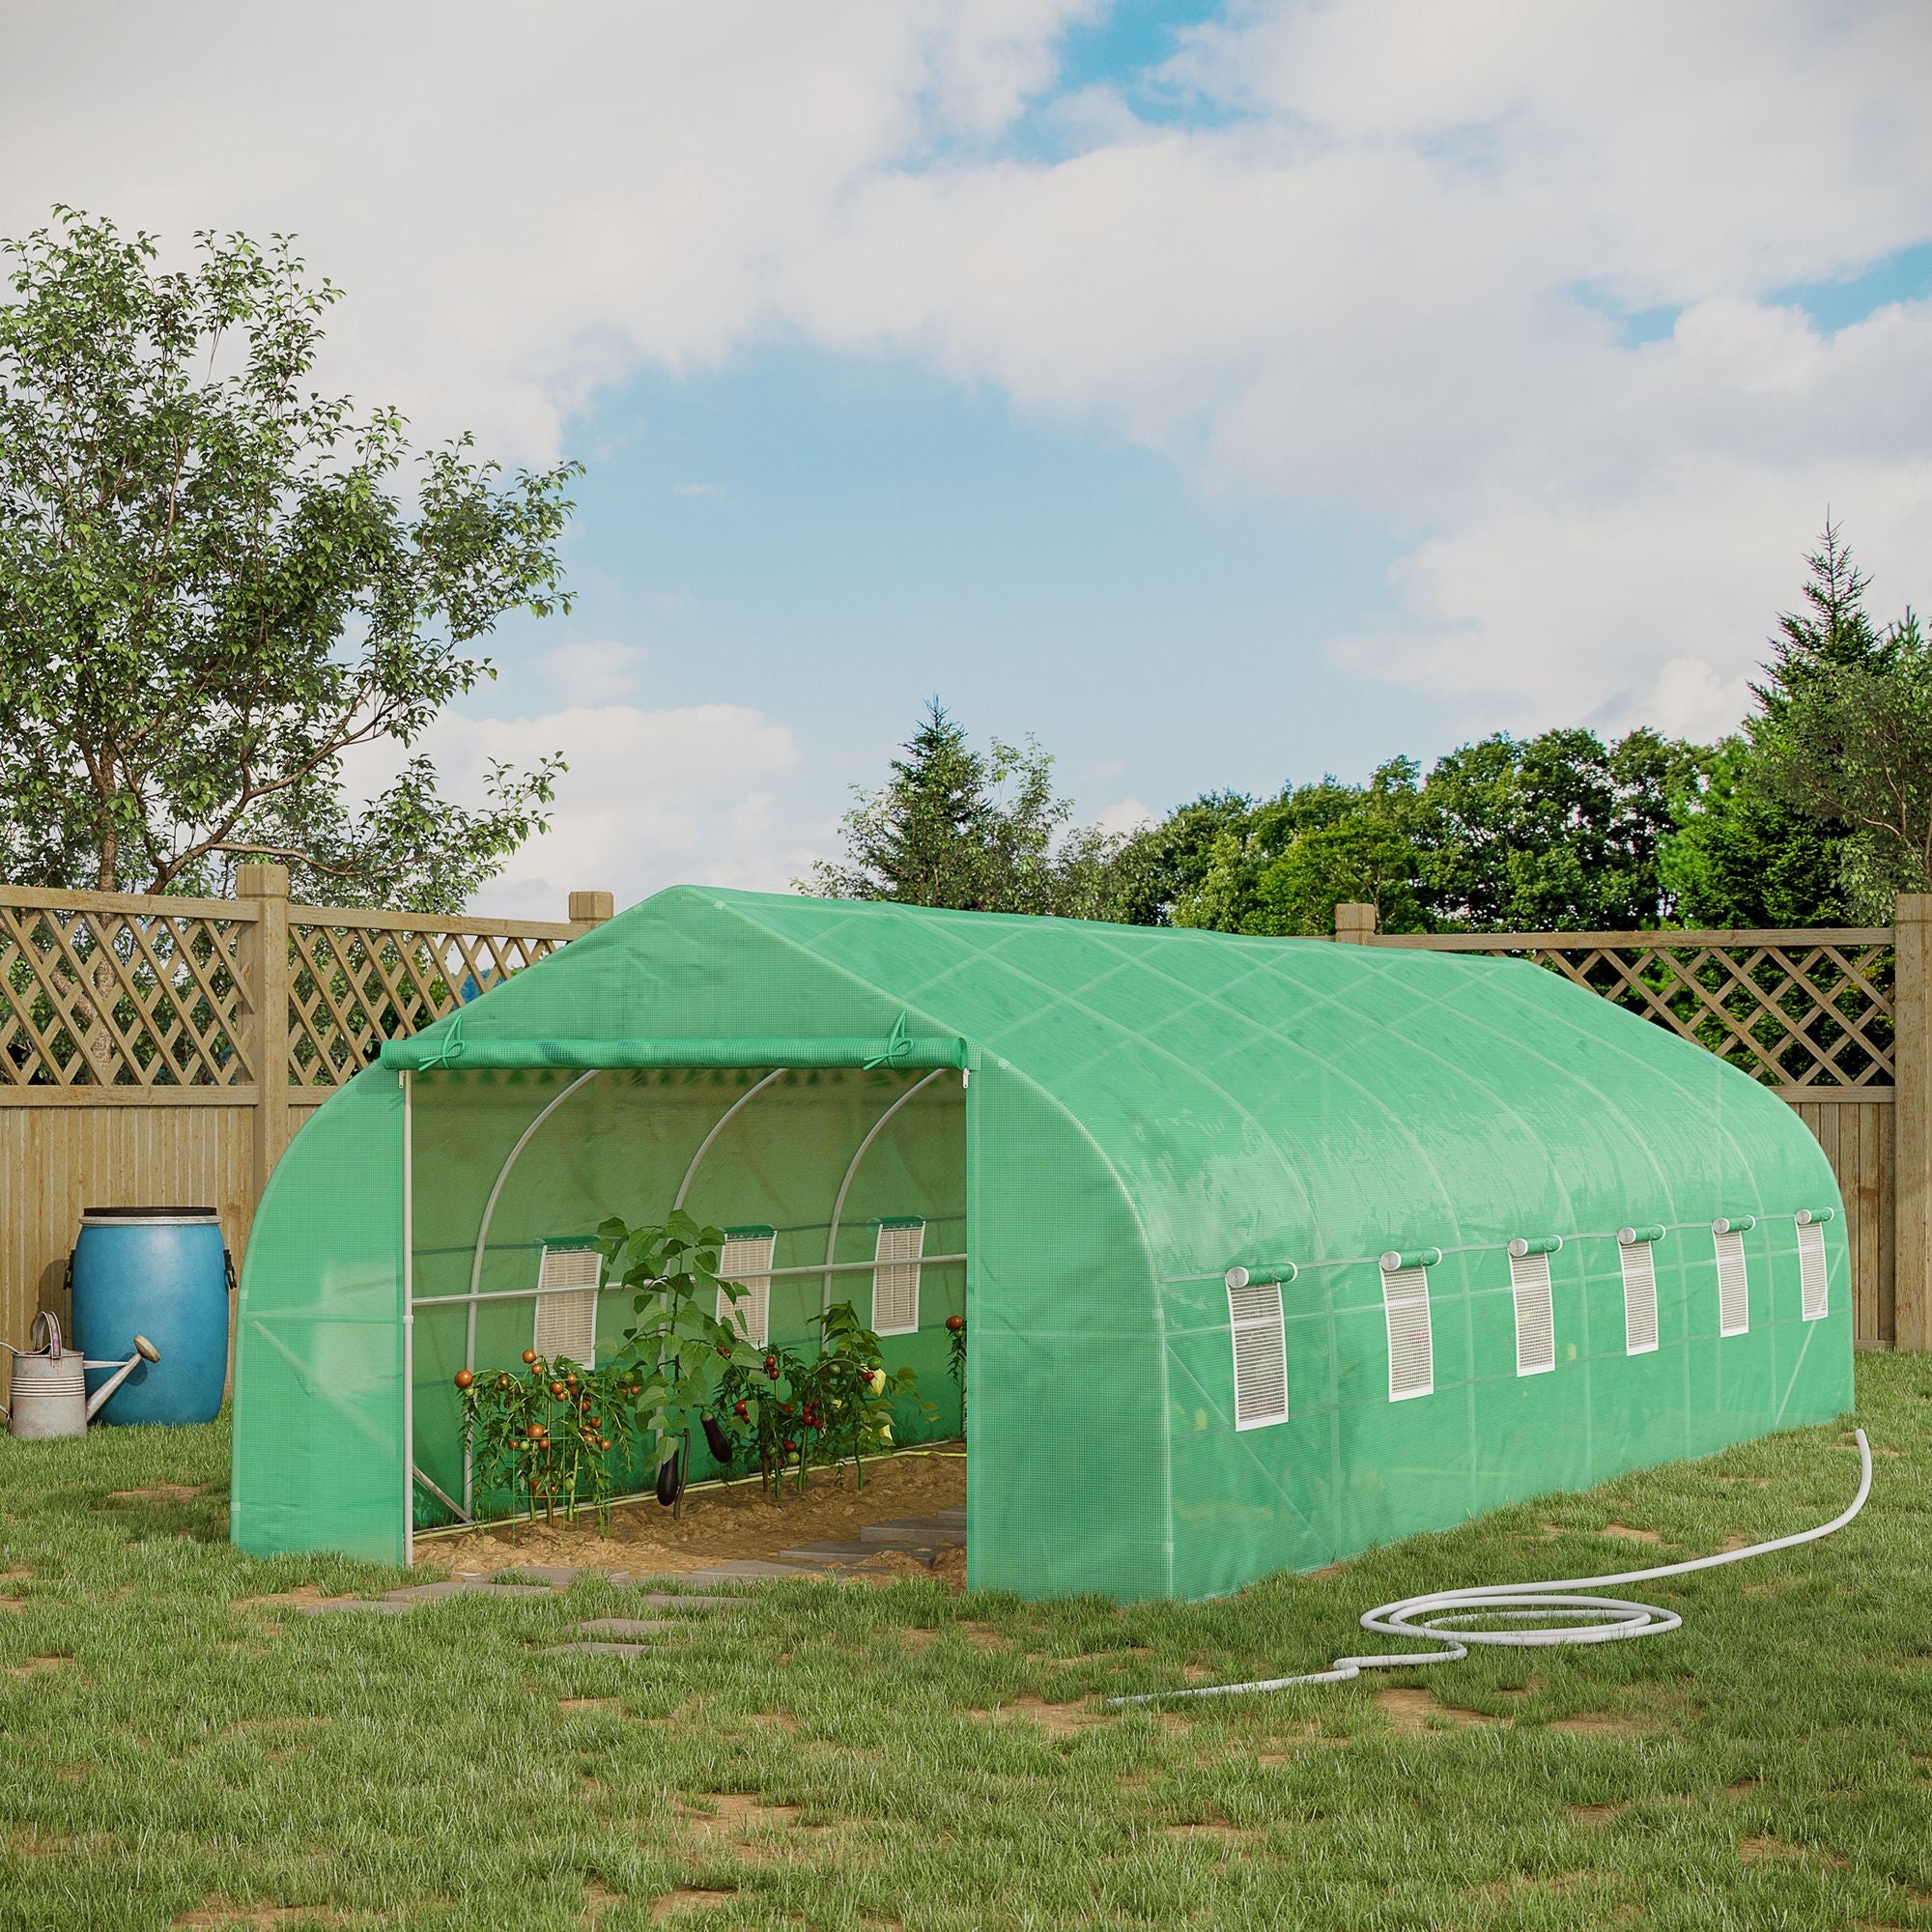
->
[[5, 0, 1931, 917]]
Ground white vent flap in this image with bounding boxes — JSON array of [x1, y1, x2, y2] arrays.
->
[[1715, 1228, 1749, 1337], [1226, 1278, 1288, 1430], [1509, 1249, 1556, 1377], [1381, 1265, 1434, 1402], [534, 1245, 601, 1365], [872, 1219, 924, 1335], [718, 1231, 776, 1348], [1619, 1239, 1659, 1355], [1797, 1218, 1829, 1321]]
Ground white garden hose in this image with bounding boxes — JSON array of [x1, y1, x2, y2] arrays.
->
[[1111, 1428, 1873, 1707]]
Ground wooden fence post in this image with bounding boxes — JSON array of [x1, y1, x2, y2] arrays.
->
[[1894, 895, 1932, 1350], [568, 890, 614, 930], [237, 865, 291, 1207], [1334, 902, 1378, 944]]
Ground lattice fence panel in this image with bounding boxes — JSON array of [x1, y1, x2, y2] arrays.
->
[[0, 900, 250, 1087], [1505, 939, 1893, 1089], [288, 922, 567, 1086]]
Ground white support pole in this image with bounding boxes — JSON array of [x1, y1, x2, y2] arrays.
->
[[823, 1069, 947, 1316], [401, 1069, 415, 1566]]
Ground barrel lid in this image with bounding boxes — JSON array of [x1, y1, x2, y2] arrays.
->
[[80, 1207, 218, 1226]]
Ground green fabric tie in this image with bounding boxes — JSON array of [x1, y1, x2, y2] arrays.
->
[[864, 1011, 912, 1070], [415, 1014, 466, 1072]]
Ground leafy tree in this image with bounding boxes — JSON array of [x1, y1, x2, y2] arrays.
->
[[0, 208, 579, 909], [806, 699, 1146, 918], [1663, 524, 1892, 927], [1753, 612, 1932, 921], [1418, 727, 1704, 931]]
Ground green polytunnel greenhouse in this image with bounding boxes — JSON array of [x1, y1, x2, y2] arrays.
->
[[231, 887, 1854, 1602]]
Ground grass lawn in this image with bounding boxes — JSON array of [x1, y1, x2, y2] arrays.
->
[[1, 1360, 1927, 1932]]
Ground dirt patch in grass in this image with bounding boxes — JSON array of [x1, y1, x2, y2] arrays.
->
[[973, 1695, 1104, 1738], [651, 1889, 738, 1920], [234, 1585, 342, 1611], [111, 1484, 205, 1505], [426, 1448, 963, 1577], [1601, 1523, 1663, 1545], [172, 1901, 352, 1928], [1548, 1712, 1663, 1737], [560, 1696, 623, 1713], [1164, 1821, 1251, 1843], [0, 1597, 24, 1615], [1566, 1803, 1625, 1826], [580, 1881, 623, 1928], [1740, 1834, 1848, 1866], [8, 1655, 71, 1680], [1375, 1687, 1501, 1732], [681, 1794, 803, 1833]]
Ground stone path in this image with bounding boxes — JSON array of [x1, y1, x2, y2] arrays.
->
[[298, 1506, 967, 1657]]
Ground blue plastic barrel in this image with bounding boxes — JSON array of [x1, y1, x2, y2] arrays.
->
[[71, 1208, 230, 1425]]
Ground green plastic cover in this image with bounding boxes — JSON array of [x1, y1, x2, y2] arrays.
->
[[233, 888, 1854, 1599]]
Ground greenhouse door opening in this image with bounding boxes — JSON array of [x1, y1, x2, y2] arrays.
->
[[403, 1062, 969, 1548]]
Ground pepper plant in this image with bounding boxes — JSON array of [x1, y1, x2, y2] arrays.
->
[[713, 1301, 927, 1495]]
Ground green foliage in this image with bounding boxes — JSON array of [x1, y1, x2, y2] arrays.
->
[[713, 1301, 925, 1496], [0, 207, 579, 907], [597, 1209, 763, 1465], [1753, 612, 1932, 923], [458, 1354, 642, 1525], [1665, 524, 1898, 927], [804, 698, 1148, 918]]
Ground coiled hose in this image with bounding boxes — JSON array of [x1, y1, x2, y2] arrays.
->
[[1111, 1428, 1873, 1707]]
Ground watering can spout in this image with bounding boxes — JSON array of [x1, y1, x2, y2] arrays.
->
[[83, 1335, 159, 1421]]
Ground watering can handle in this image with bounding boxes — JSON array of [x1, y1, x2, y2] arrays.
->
[[30, 1311, 63, 1360]]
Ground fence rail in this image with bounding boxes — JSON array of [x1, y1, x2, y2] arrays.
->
[[1342, 899, 1928, 1350], [0, 875, 1923, 1369], [0, 867, 610, 1373]]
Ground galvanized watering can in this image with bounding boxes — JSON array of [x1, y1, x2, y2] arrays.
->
[[4, 1313, 159, 1440]]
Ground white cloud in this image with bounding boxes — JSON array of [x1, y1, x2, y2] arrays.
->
[[428, 702, 815, 920], [7, 0, 1932, 842], [336, 696, 818, 919], [540, 640, 648, 707]]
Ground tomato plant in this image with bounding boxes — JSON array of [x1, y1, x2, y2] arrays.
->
[[458, 1354, 641, 1524], [946, 1311, 967, 1437]]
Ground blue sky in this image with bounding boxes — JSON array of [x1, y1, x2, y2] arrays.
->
[[8, 0, 1932, 914]]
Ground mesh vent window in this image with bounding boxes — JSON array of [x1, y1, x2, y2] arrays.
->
[[1797, 1219, 1830, 1321], [1226, 1279, 1288, 1430], [1619, 1241, 1659, 1355], [534, 1245, 601, 1365], [718, 1231, 775, 1348], [1380, 1266, 1434, 1402], [1715, 1229, 1749, 1337], [1509, 1250, 1556, 1377], [872, 1219, 924, 1336]]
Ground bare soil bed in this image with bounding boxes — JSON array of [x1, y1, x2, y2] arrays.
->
[[419, 1444, 966, 1584]]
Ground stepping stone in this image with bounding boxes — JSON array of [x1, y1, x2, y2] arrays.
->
[[860, 1518, 967, 1548], [301, 1599, 415, 1616], [543, 1641, 650, 1658], [383, 1580, 556, 1603], [681, 1562, 833, 1583], [932, 1508, 967, 1527], [778, 1542, 879, 1567], [492, 1565, 581, 1588], [571, 1618, 681, 1638]]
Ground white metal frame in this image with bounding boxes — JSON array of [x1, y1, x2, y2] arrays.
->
[[413, 1060, 964, 1526]]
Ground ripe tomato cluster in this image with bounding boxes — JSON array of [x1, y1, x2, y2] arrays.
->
[[454, 1349, 647, 1525]]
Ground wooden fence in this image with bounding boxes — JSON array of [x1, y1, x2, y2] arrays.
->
[[1, 869, 1923, 1368], [1339, 897, 1927, 1350], [0, 864, 611, 1368]]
